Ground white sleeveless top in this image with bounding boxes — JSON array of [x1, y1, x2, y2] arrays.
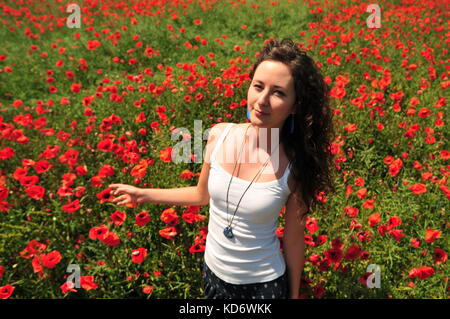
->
[[204, 123, 292, 284]]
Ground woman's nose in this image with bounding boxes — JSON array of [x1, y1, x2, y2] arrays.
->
[[257, 90, 270, 105]]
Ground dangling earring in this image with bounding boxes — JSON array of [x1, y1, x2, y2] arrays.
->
[[247, 108, 251, 120], [290, 113, 295, 134]]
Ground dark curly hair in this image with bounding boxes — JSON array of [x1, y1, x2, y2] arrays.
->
[[248, 38, 335, 220]]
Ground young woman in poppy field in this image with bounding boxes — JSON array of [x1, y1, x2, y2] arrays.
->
[[109, 38, 335, 299]]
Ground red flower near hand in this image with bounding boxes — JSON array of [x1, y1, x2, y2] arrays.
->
[[136, 211, 151, 226], [110, 210, 127, 226]]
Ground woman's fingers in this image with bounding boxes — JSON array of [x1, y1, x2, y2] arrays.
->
[[109, 185, 131, 205], [111, 188, 124, 196], [112, 194, 126, 203]]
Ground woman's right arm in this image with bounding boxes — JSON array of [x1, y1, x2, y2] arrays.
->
[[109, 123, 227, 207], [141, 186, 207, 206]]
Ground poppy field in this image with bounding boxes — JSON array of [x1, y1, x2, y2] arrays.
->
[[0, 0, 448, 299]]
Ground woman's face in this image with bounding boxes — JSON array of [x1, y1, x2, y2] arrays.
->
[[247, 60, 297, 129]]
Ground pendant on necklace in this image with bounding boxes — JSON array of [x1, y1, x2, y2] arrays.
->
[[223, 226, 234, 239]]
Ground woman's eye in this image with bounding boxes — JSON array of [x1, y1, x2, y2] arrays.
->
[[253, 85, 284, 96]]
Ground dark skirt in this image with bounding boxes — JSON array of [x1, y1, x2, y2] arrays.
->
[[202, 261, 289, 299]]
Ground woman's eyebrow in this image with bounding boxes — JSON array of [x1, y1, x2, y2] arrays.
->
[[254, 80, 286, 90]]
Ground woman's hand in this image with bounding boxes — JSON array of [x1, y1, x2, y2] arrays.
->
[[108, 184, 146, 206]]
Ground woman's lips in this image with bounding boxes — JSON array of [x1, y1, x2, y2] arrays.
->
[[255, 109, 269, 116]]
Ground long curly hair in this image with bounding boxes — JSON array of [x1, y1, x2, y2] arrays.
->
[[248, 38, 336, 220]]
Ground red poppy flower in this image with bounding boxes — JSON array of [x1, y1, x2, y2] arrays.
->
[[377, 224, 388, 236], [100, 232, 121, 246], [368, 213, 381, 227], [189, 243, 205, 254], [305, 217, 319, 234], [80, 276, 98, 290], [111, 210, 127, 226], [0, 284, 15, 299], [344, 123, 357, 132], [425, 228, 441, 243], [21, 240, 47, 259], [131, 248, 148, 264], [25, 185, 45, 200], [433, 248, 447, 265], [344, 206, 359, 218], [307, 254, 321, 266], [409, 266, 434, 280], [362, 199, 375, 209], [344, 245, 362, 260], [358, 273, 372, 287], [136, 211, 151, 226], [89, 225, 109, 240], [331, 238, 344, 250], [143, 285, 154, 294], [159, 226, 178, 240], [60, 281, 77, 294], [315, 235, 327, 246], [409, 183, 427, 195], [318, 258, 331, 272], [387, 216, 402, 230], [384, 155, 394, 165], [440, 150, 450, 160], [42, 250, 62, 269], [71, 83, 82, 93], [182, 212, 206, 224], [410, 238, 421, 248], [160, 208, 180, 226], [304, 235, 315, 247], [324, 248, 343, 264], [354, 177, 364, 186], [388, 158, 403, 176], [159, 147, 173, 162], [312, 285, 325, 298], [275, 227, 284, 238], [62, 199, 81, 213], [389, 229, 406, 242], [356, 188, 367, 199], [34, 160, 52, 174], [32, 255, 44, 277]]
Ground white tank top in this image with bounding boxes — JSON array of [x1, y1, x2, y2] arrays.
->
[[205, 123, 292, 284]]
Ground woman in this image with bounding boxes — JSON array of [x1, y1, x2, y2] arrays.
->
[[109, 38, 335, 299]]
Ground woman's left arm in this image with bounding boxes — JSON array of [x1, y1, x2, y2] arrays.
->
[[283, 192, 307, 299]]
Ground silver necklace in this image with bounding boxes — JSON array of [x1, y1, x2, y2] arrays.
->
[[224, 124, 280, 239]]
